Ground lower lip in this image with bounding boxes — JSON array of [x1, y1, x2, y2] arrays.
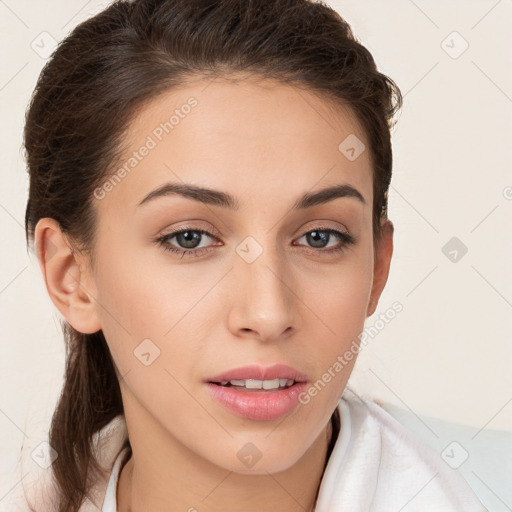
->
[[205, 382, 308, 421]]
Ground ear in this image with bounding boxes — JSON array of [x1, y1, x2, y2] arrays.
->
[[34, 218, 102, 334], [366, 219, 394, 317]]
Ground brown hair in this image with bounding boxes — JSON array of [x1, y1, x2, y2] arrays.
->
[[23, 0, 402, 510]]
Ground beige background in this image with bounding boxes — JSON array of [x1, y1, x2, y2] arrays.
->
[[1, 0, 511, 510]]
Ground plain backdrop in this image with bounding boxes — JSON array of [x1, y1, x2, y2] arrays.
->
[[1, 0, 511, 509]]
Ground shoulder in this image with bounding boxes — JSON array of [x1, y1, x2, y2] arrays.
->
[[3, 414, 128, 512], [316, 387, 488, 512]]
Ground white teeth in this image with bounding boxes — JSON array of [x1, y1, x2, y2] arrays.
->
[[220, 380, 229, 385], [226, 379, 295, 389], [246, 379, 264, 389], [262, 379, 280, 389]]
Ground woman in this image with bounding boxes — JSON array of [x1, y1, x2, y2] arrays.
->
[[17, 0, 486, 511]]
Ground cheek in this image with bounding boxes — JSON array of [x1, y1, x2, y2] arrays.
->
[[303, 257, 373, 379], [323, 274, 372, 333], [93, 257, 206, 422], [295, 267, 371, 424], [308, 254, 373, 324], [92, 230, 175, 332], [92, 246, 212, 382]]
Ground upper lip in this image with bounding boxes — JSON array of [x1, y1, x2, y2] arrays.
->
[[206, 364, 308, 383]]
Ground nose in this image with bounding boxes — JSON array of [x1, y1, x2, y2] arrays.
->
[[226, 240, 299, 342]]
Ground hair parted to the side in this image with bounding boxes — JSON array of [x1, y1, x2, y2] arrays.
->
[[23, 1, 402, 510]]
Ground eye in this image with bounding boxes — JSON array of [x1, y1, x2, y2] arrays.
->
[[294, 227, 355, 255], [155, 225, 356, 259], [155, 227, 220, 259]]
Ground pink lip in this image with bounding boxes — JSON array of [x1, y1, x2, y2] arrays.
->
[[206, 364, 309, 383], [205, 364, 309, 421]]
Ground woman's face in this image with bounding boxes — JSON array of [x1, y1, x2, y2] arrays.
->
[[54, 77, 392, 473]]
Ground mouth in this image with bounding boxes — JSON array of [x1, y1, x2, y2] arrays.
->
[[204, 364, 308, 421], [209, 378, 297, 392]]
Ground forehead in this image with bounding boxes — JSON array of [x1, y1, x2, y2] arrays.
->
[[98, 76, 373, 215]]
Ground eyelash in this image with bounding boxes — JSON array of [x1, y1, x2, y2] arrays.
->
[[155, 225, 356, 259]]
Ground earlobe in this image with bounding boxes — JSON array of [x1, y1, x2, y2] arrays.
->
[[34, 218, 102, 334], [366, 219, 394, 317]]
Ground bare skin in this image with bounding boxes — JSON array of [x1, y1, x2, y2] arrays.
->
[[35, 75, 393, 512]]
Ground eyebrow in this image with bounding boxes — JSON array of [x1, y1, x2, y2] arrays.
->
[[137, 182, 366, 210]]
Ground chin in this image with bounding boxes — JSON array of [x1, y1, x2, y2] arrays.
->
[[212, 436, 313, 475]]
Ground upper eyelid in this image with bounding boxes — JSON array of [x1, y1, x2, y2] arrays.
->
[[162, 225, 349, 237], [161, 219, 350, 236]]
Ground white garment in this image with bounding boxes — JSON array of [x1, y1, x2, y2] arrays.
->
[[102, 444, 131, 512], [100, 388, 487, 512]]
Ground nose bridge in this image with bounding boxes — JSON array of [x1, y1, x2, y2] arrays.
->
[[229, 233, 298, 339]]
